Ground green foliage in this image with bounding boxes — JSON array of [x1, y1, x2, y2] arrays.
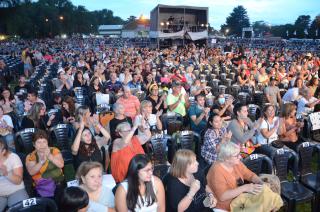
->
[[252, 21, 271, 37], [0, 0, 125, 38], [221, 5, 250, 37]]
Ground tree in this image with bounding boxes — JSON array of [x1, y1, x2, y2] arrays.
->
[[294, 15, 311, 38], [0, 0, 124, 38], [252, 21, 271, 37], [221, 5, 250, 37], [126, 15, 136, 24], [271, 24, 294, 38], [310, 15, 320, 38]]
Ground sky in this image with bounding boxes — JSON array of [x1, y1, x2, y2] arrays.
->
[[72, 0, 320, 29]]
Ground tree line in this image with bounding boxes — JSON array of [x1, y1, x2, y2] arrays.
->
[[1, 1, 319, 39], [0, 0, 125, 38], [221, 5, 320, 39]]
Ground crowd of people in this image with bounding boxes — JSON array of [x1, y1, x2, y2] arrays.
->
[[0, 37, 319, 211]]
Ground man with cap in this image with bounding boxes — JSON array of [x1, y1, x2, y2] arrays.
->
[[166, 80, 190, 118], [264, 76, 282, 107]]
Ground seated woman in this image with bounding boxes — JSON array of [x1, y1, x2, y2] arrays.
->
[[207, 142, 263, 212], [237, 68, 249, 86], [73, 105, 100, 135], [201, 113, 232, 165], [278, 103, 304, 151], [228, 103, 262, 145], [111, 120, 151, 183], [0, 106, 15, 151], [211, 93, 234, 122], [135, 100, 162, 134], [59, 187, 89, 212], [146, 83, 167, 114], [25, 130, 65, 199], [61, 96, 76, 124], [296, 87, 320, 118], [76, 161, 115, 212], [71, 117, 110, 170], [107, 103, 133, 141], [165, 149, 217, 212], [73, 71, 88, 88], [0, 87, 16, 115], [115, 154, 165, 212], [282, 77, 304, 103], [0, 138, 29, 211], [21, 102, 55, 131], [256, 105, 280, 146]]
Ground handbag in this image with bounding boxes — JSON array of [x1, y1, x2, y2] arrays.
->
[[35, 178, 56, 197], [240, 140, 258, 158]]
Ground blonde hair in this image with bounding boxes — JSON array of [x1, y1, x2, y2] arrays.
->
[[170, 149, 196, 178], [140, 100, 152, 111], [76, 161, 102, 184], [217, 142, 240, 162]]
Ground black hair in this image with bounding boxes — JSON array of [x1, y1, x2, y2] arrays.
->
[[0, 138, 9, 153], [59, 187, 89, 212], [233, 103, 247, 119], [195, 94, 205, 101], [206, 112, 220, 128], [126, 154, 156, 211], [27, 89, 38, 97]]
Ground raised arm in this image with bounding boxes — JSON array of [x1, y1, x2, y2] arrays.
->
[[71, 120, 84, 155]]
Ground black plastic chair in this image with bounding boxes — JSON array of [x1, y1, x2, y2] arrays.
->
[[154, 164, 170, 181], [15, 128, 37, 154], [49, 124, 74, 151], [297, 142, 320, 212], [242, 153, 273, 175], [161, 112, 183, 134], [50, 124, 74, 164], [7, 197, 58, 212], [172, 130, 200, 154], [150, 134, 169, 165], [273, 148, 315, 212]]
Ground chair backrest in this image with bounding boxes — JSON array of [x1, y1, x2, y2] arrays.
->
[[15, 128, 37, 154], [154, 164, 170, 181], [150, 134, 168, 165], [176, 130, 199, 151], [273, 148, 291, 182], [297, 142, 314, 176], [50, 124, 73, 151], [7, 197, 58, 212], [242, 153, 273, 175], [161, 113, 183, 130]]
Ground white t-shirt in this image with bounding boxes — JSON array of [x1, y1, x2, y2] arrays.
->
[[121, 176, 158, 212], [282, 87, 299, 103], [0, 153, 25, 196], [135, 114, 157, 132], [0, 115, 13, 128], [297, 97, 317, 117], [256, 117, 279, 145]]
